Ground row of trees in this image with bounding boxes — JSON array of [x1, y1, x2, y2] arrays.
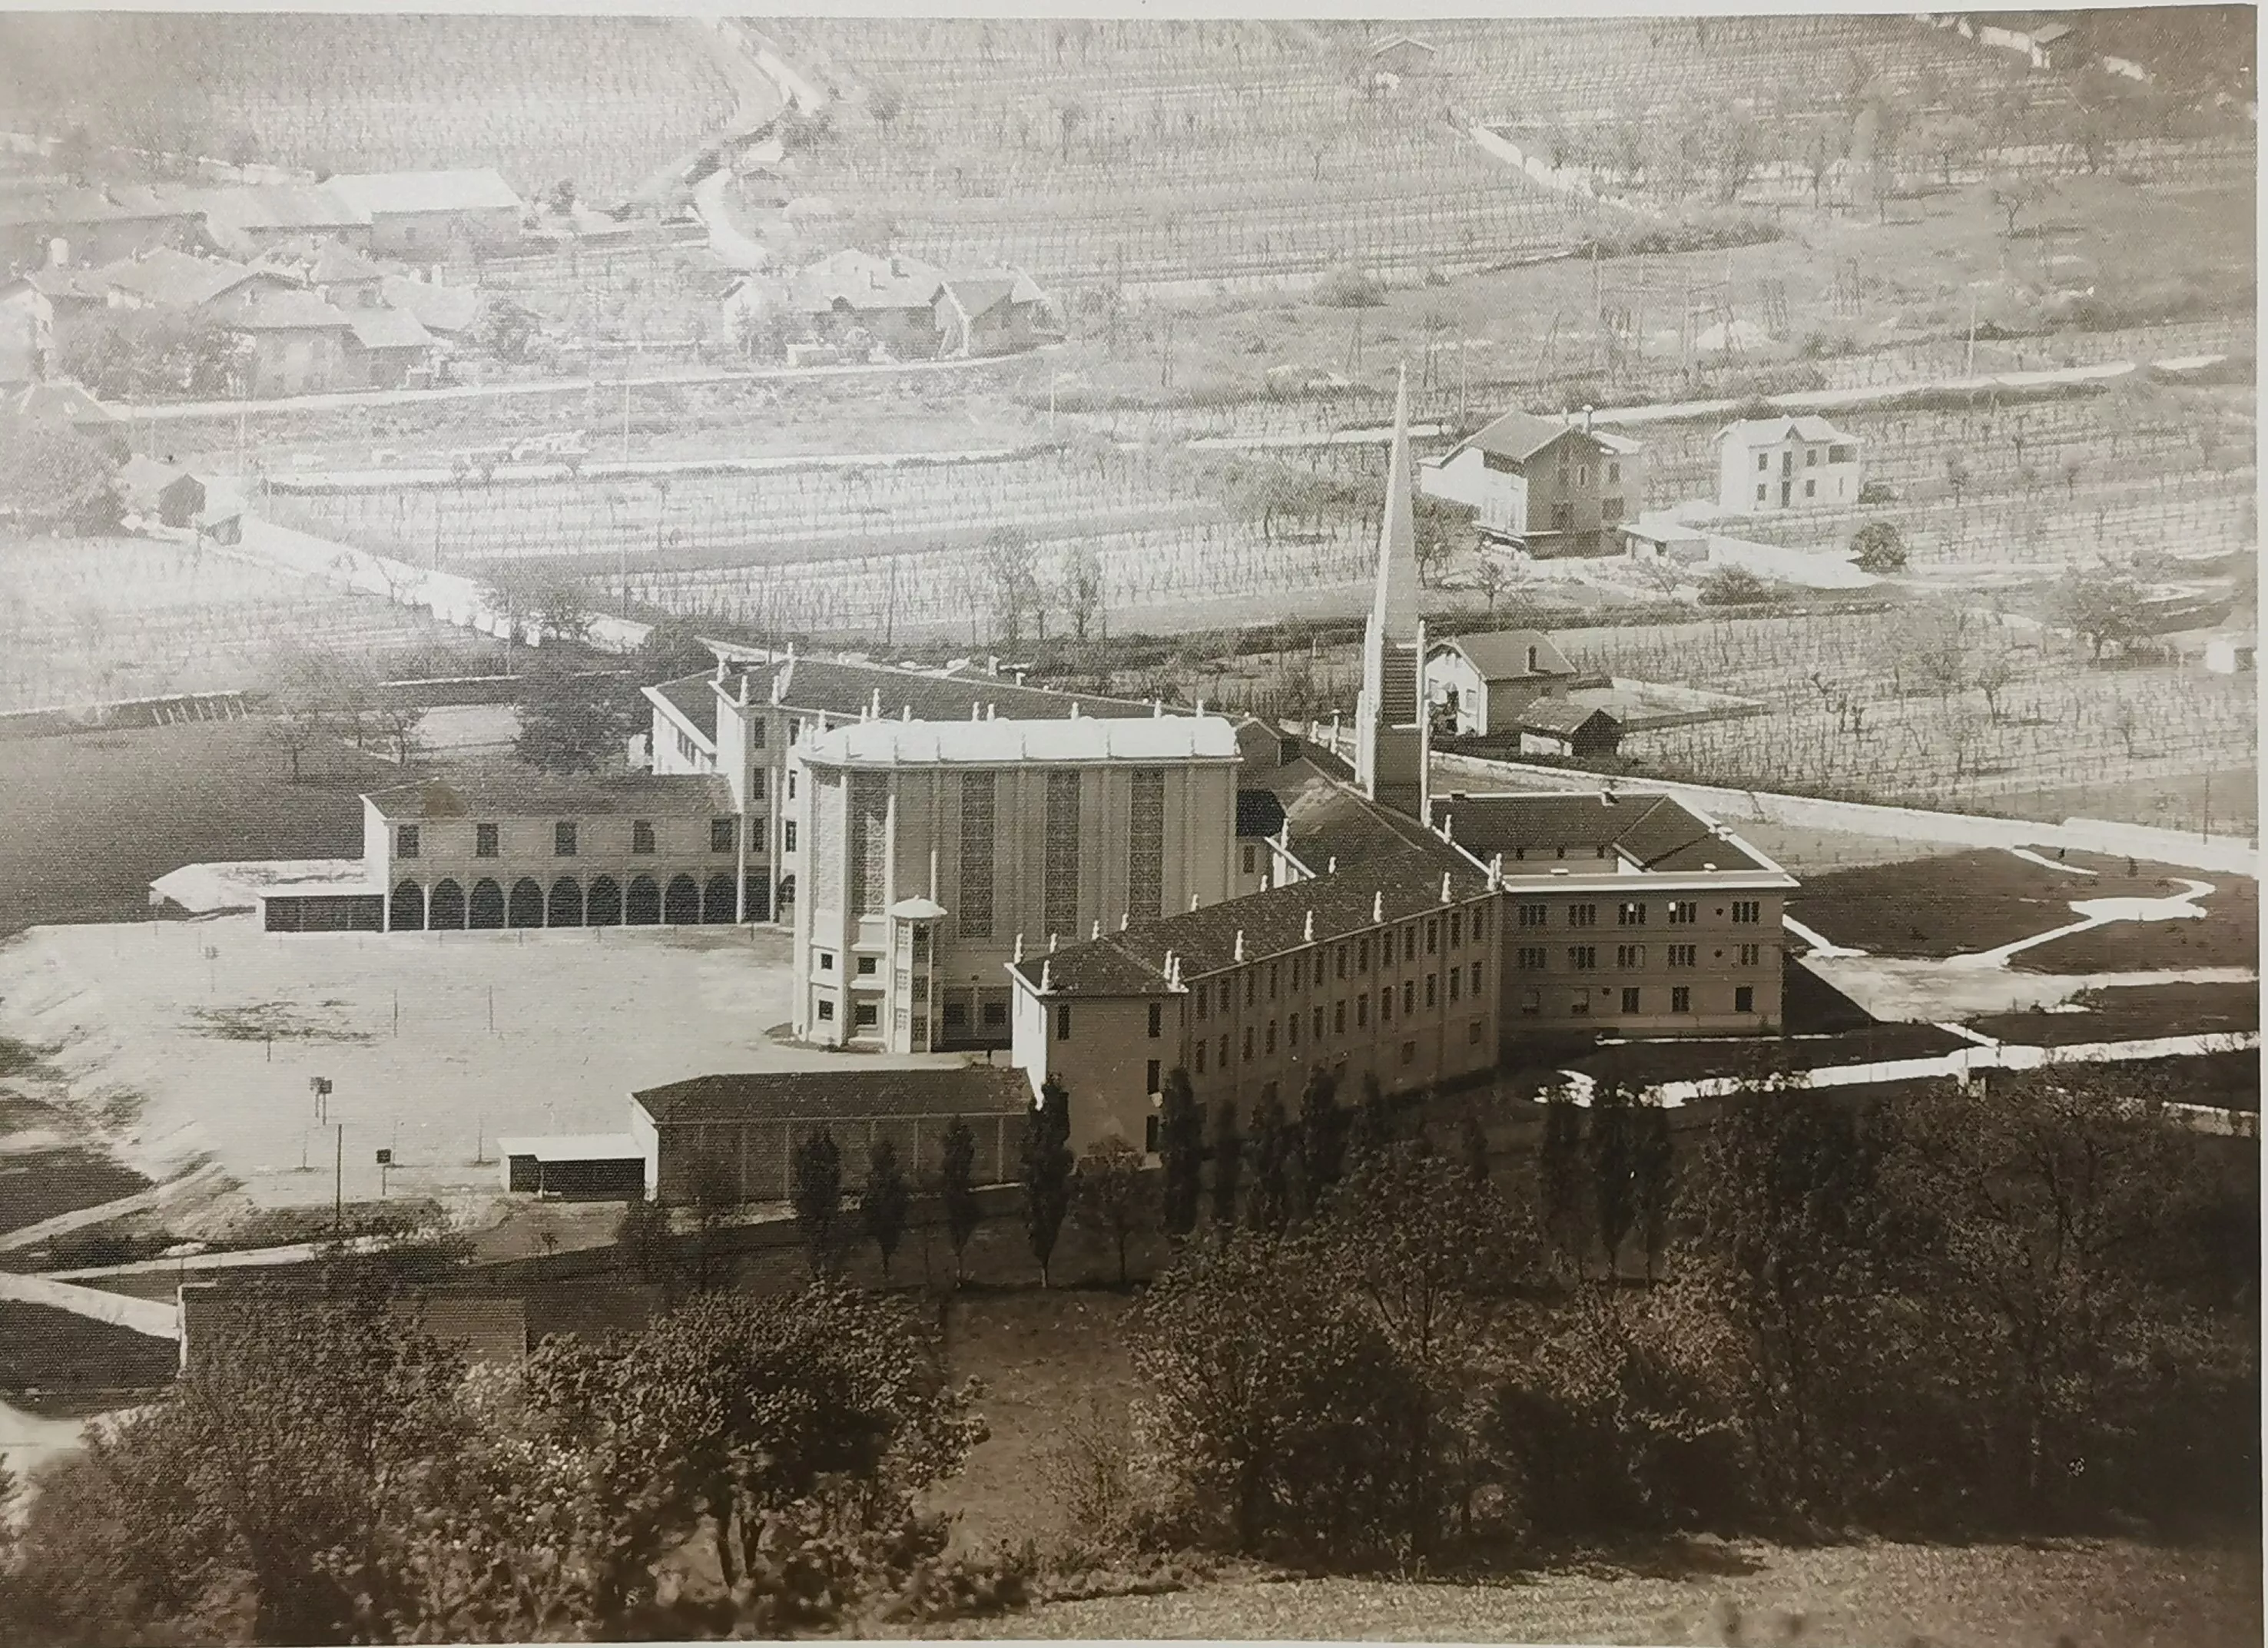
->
[[1115, 1069, 2257, 1565], [0, 1281, 1015, 1643]]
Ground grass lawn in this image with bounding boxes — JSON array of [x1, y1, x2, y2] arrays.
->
[[959, 1535, 2263, 1646], [1968, 980, 2260, 1048], [1789, 848, 2245, 960], [0, 721, 390, 938], [2015, 879, 2259, 975], [0, 1301, 177, 1407]]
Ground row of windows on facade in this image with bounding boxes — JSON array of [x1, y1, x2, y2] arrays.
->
[[1187, 904, 1491, 1022], [1757, 445, 1856, 473], [1513, 898, 1763, 928], [1549, 498, 1626, 531], [396, 818, 759, 859], [1757, 477, 1839, 504], [1516, 983, 1756, 1016], [1513, 942, 1771, 970], [1057, 958, 1488, 1059]]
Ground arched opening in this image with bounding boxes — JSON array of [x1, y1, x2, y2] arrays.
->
[[626, 875, 661, 925], [390, 880, 425, 931], [508, 878, 544, 928], [469, 878, 506, 929], [587, 876, 622, 927], [548, 877, 584, 927], [702, 874, 736, 923], [743, 870, 771, 923], [665, 874, 701, 925], [429, 879, 466, 929]]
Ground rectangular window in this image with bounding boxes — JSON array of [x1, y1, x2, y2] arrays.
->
[[1520, 989, 1540, 1016], [943, 1000, 968, 1027], [1426, 919, 1439, 954], [1756, 452, 1769, 473], [1381, 988, 1393, 1024], [784, 821, 797, 852], [1245, 973, 1255, 1008], [1288, 1014, 1299, 1047], [1401, 1040, 1416, 1066], [1311, 1006, 1323, 1040], [983, 1000, 1007, 1028], [1517, 903, 1547, 927], [1608, 461, 1621, 483], [1335, 1000, 1347, 1033], [1128, 767, 1165, 920], [1603, 496, 1625, 523], [1405, 928, 1418, 963], [1242, 843, 1256, 876], [1357, 938, 1369, 973], [1669, 944, 1697, 968], [1739, 943, 1763, 967], [1829, 444, 1855, 464], [1736, 985, 1756, 1013], [1265, 1022, 1276, 1054], [1569, 945, 1597, 970], [1146, 1058, 1160, 1093], [1148, 1001, 1162, 1038], [1449, 912, 1462, 948], [1552, 502, 1573, 532], [1468, 1018, 1484, 1043], [1196, 1042, 1207, 1073], [1668, 900, 1696, 924], [1336, 944, 1348, 980], [1145, 1114, 1161, 1154], [1473, 907, 1487, 940], [396, 824, 419, 859], [750, 719, 766, 749], [1517, 946, 1547, 970], [711, 817, 736, 854], [1448, 968, 1460, 1003], [629, 821, 653, 856], [1242, 1026, 1254, 1060], [1268, 964, 1279, 1000], [1401, 980, 1415, 1015], [1568, 904, 1597, 928], [1617, 901, 1646, 927], [1616, 944, 1645, 969], [854, 1002, 878, 1029], [555, 821, 577, 857], [818, 950, 834, 972], [1672, 985, 1692, 1013], [1756, 483, 1767, 502], [1732, 900, 1762, 924], [1196, 984, 1209, 1021], [1056, 1004, 1073, 1042], [469, 821, 497, 857], [1219, 1033, 1229, 1066], [1620, 986, 1641, 1014], [856, 955, 876, 976], [1043, 771, 1081, 940], [1805, 478, 1816, 499], [957, 773, 995, 938], [1470, 960, 1483, 993], [788, 771, 797, 800], [749, 771, 767, 801], [1571, 993, 1591, 1016], [817, 998, 834, 1022], [1357, 995, 1369, 1027]]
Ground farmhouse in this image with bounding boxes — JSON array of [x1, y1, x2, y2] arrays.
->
[[789, 714, 1244, 1055], [1973, 12, 2081, 70], [629, 1067, 1028, 1204], [1425, 628, 1583, 737], [788, 248, 949, 358], [343, 303, 438, 389], [1715, 415, 1863, 514], [194, 183, 373, 256], [94, 247, 290, 315], [323, 168, 527, 257], [933, 268, 1049, 357], [0, 184, 202, 270], [217, 287, 358, 396], [1367, 33, 1440, 78], [1419, 405, 1646, 555]]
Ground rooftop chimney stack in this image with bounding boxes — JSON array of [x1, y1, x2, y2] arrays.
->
[[1040, 959, 1052, 992], [1441, 872, 1453, 904], [1303, 910, 1315, 942], [1014, 933, 1025, 962], [1233, 930, 1246, 962], [1372, 890, 1384, 923]]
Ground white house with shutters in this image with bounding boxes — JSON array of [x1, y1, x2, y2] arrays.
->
[[1714, 415, 1864, 516]]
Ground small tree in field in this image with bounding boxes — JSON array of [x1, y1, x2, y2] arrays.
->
[[791, 1129, 843, 1275], [615, 1195, 675, 1284], [1022, 1078, 1075, 1286], [1850, 519, 1907, 573], [940, 1119, 982, 1285], [1699, 565, 1772, 606], [2057, 566, 2151, 663], [1209, 1098, 1242, 1229], [1473, 555, 1510, 618], [860, 1137, 910, 1282], [1158, 1066, 1203, 1242], [1079, 1137, 1144, 1287]]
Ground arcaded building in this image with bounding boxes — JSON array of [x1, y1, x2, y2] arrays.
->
[[788, 713, 1244, 1053]]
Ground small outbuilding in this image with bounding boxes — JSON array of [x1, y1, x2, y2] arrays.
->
[[2203, 633, 2257, 675], [118, 456, 206, 527], [498, 1132, 648, 1199], [1516, 698, 1624, 758]]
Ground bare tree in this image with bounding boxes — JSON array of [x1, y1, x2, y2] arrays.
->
[[980, 525, 1043, 645], [1059, 543, 1106, 642]]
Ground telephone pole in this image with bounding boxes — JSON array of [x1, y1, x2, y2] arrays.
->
[[334, 1121, 344, 1232]]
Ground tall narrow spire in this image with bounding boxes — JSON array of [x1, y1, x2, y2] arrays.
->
[[1354, 363, 1428, 822], [1371, 363, 1420, 638]]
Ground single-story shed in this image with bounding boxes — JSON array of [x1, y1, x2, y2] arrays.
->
[[118, 456, 206, 528], [498, 1132, 648, 1199], [1517, 698, 1625, 758], [632, 1066, 1030, 1205]]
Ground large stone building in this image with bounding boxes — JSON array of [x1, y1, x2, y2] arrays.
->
[[788, 714, 1243, 1053]]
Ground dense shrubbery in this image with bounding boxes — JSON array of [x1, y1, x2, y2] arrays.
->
[[0, 1279, 1016, 1643], [1115, 1072, 2258, 1568]]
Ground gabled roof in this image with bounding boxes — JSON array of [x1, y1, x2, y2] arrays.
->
[[1517, 698, 1620, 738], [1368, 32, 1437, 55], [197, 183, 370, 230], [1440, 407, 1646, 467], [724, 653, 1166, 726], [1236, 789, 1288, 838], [222, 287, 355, 331], [117, 455, 198, 506], [309, 241, 390, 284], [0, 184, 197, 228], [1717, 414, 1849, 446], [363, 774, 733, 821], [648, 672, 721, 745], [635, 1066, 1030, 1126], [7, 378, 118, 426], [94, 247, 267, 311], [1431, 628, 1577, 682], [940, 268, 1047, 318], [801, 715, 1241, 768], [1013, 854, 1492, 997], [379, 274, 482, 335], [324, 168, 524, 217], [346, 305, 434, 351]]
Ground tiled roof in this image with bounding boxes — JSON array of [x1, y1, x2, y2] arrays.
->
[[362, 774, 733, 821], [1236, 789, 1288, 837], [0, 184, 196, 227], [635, 1066, 1030, 1126], [7, 378, 118, 424], [801, 715, 1240, 768], [94, 248, 265, 310], [788, 247, 946, 313], [347, 306, 434, 350], [1016, 854, 1492, 996], [1282, 778, 1476, 879], [325, 168, 524, 217], [649, 672, 720, 744], [380, 274, 482, 334], [1428, 791, 1779, 877], [1434, 628, 1576, 681], [1719, 415, 1848, 446], [221, 287, 355, 331], [1516, 698, 1619, 737], [197, 183, 370, 230]]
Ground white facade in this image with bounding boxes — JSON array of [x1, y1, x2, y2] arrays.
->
[[789, 716, 1243, 1053], [1715, 417, 1863, 515]]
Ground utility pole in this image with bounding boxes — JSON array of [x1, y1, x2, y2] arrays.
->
[[1965, 287, 1979, 377], [334, 1121, 344, 1233]]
